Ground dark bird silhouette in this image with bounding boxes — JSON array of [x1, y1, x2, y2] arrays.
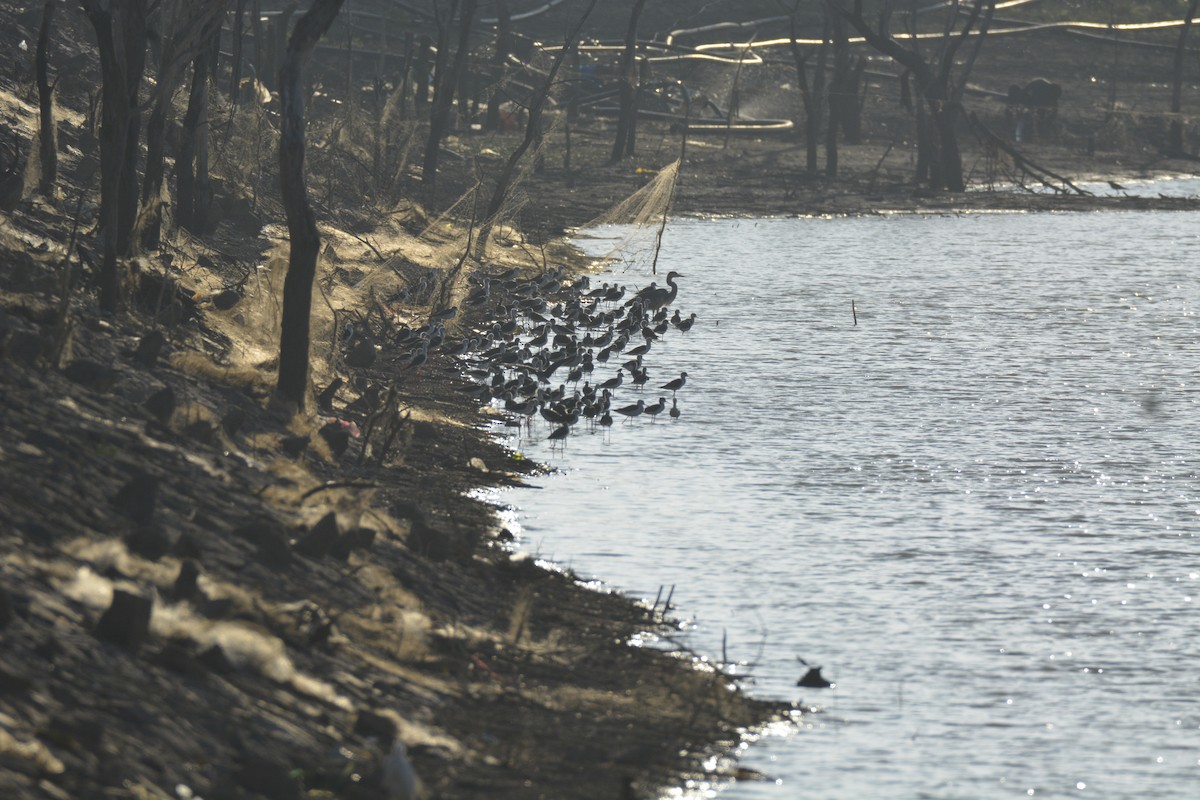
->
[[634, 271, 684, 311], [797, 667, 833, 688], [615, 399, 645, 422], [796, 656, 834, 688], [660, 372, 687, 394], [599, 369, 624, 391]]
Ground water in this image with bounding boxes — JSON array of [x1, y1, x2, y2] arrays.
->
[[501, 208, 1200, 799]]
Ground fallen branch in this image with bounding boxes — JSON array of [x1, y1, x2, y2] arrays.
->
[[968, 113, 1091, 196]]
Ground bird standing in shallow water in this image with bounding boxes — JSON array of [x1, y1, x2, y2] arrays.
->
[[636, 271, 684, 311], [615, 399, 645, 422], [599, 369, 624, 391], [644, 396, 667, 421], [660, 372, 687, 395]]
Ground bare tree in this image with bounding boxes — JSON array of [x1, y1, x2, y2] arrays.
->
[[422, 0, 478, 194], [177, 20, 224, 234], [413, 33, 433, 113], [825, 7, 848, 177], [80, 0, 149, 311], [484, 0, 511, 132], [784, 1, 828, 174], [276, 0, 347, 409], [115, 5, 148, 257], [35, 0, 57, 199], [476, 0, 600, 260], [611, 0, 649, 163], [141, 1, 227, 249], [229, 0, 249, 103], [835, 0, 995, 192], [842, 55, 866, 143], [1169, 0, 1199, 156]]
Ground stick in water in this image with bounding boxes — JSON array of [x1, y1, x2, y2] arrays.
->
[[852, 300, 858, 326]]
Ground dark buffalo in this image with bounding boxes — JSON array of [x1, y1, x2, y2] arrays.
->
[[1006, 78, 1062, 110], [1005, 78, 1062, 142]]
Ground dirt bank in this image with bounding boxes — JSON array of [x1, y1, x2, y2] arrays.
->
[[0, 148, 786, 800]]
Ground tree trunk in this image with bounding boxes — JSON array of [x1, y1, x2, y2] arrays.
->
[[934, 101, 964, 191], [1169, 0, 1199, 155], [826, 9, 848, 177], [809, 20, 830, 174], [611, 0, 648, 163], [787, 9, 816, 173], [413, 34, 432, 112], [193, 34, 219, 234], [230, 0, 248, 103], [484, 0, 510, 132], [115, 2, 148, 257], [276, 0, 347, 410], [82, 1, 143, 311], [914, 92, 931, 185], [842, 56, 865, 144], [398, 31, 415, 120], [177, 45, 213, 234], [35, 0, 56, 199], [142, 3, 226, 250], [422, 0, 477, 193], [251, 0, 264, 83], [625, 55, 650, 157], [141, 99, 168, 248], [455, 47, 472, 131], [97, 39, 127, 310], [838, 0, 993, 192], [567, 41, 581, 123]]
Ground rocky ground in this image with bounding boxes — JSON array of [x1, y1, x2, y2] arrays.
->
[[3, 2, 1200, 799]]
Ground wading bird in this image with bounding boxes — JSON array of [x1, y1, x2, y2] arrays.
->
[[615, 399, 645, 422], [660, 372, 687, 394]]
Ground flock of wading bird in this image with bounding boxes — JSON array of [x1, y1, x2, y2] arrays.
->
[[444, 266, 696, 444]]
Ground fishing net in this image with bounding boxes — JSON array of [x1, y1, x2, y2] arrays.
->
[[580, 158, 681, 273]]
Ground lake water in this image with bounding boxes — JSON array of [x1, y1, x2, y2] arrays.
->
[[497, 204, 1200, 799]]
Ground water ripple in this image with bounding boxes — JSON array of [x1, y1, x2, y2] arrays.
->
[[509, 211, 1200, 800]]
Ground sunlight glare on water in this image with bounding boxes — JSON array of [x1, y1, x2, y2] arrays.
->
[[504, 209, 1200, 799]]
